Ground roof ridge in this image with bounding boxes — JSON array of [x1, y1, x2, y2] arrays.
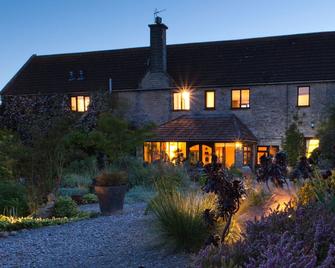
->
[[35, 31, 335, 58]]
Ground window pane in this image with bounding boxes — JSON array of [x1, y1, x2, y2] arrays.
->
[[71, 97, 77, 111], [84, 96, 90, 111], [77, 96, 85, 112], [206, 91, 215, 108], [298, 87, 310, 106], [241, 89, 250, 108], [306, 139, 319, 157], [232, 90, 240, 108], [225, 143, 235, 168], [181, 91, 190, 110], [173, 93, 181, 110]]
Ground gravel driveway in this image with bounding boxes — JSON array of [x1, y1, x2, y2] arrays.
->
[[0, 203, 190, 268]]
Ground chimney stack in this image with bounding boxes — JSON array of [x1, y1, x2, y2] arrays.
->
[[149, 17, 168, 73], [140, 16, 171, 89]]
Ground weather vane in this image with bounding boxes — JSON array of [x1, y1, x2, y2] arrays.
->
[[154, 8, 166, 21]]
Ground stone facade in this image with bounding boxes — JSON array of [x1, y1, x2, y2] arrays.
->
[[114, 81, 335, 148]]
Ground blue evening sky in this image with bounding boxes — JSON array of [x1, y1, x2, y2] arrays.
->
[[1, 0, 335, 90]]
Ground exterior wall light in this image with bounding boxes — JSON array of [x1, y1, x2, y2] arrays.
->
[[235, 142, 243, 149]]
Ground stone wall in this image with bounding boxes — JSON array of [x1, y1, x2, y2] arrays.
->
[[1, 82, 334, 147], [114, 82, 335, 147]]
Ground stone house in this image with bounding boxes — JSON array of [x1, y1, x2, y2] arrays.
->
[[1, 17, 335, 168]]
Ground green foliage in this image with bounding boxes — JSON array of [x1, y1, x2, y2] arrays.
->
[[282, 123, 305, 166], [64, 113, 153, 162], [64, 157, 98, 179], [0, 129, 26, 180], [53, 197, 79, 218], [318, 106, 335, 165], [125, 186, 156, 204], [94, 171, 128, 186], [82, 193, 98, 204], [149, 180, 216, 252], [297, 181, 316, 205], [0, 181, 29, 216], [58, 187, 89, 197], [0, 212, 95, 232], [61, 174, 92, 188]]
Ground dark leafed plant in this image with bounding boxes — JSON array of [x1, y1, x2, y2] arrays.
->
[[203, 158, 246, 242], [256, 151, 288, 188], [290, 156, 314, 181]]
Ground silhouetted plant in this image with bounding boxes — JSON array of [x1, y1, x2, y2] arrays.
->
[[256, 151, 288, 188], [290, 156, 314, 181], [203, 158, 246, 242]]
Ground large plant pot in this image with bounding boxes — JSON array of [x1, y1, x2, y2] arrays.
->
[[94, 185, 127, 215]]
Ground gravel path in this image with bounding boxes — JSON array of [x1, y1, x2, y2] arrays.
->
[[0, 203, 190, 268]]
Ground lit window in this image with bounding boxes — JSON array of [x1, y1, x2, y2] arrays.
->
[[297, 86, 310, 107], [243, 145, 252, 166], [205, 90, 215, 109], [71, 96, 90, 112], [306, 138, 319, 158], [173, 91, 190, 111], [215, 143, 235, 168], [257, 145, 279, 164], [232, 89, 250, 109]]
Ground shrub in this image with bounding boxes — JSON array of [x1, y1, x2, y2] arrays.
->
[[82, 193, 98, 204], [61, 174, 92, 188], [150, 162, 190, 188], [0, 181, 29, 216], [53, 197, 78, 218], [58, 187, 89, 197], [0, 212, 96, 232], [297, 181, 317, 205], [125, 186, 155, 204], [150, 182, 216, 252], [318, 106, 335, 166], [94, 171, 128, 186], [282, 122, 305, 166], [194, 202, 335, 267]]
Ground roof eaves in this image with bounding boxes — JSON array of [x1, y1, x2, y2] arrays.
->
[[1, 54, 37, 95]]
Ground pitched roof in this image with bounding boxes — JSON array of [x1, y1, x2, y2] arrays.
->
[[147, 114, 257, 142], [3, 31, 335, 95]]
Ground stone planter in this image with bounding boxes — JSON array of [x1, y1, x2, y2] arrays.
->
[[94, 185, 127, 215]]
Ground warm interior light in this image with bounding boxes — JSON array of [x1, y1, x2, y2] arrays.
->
[[306, 139, 319, 157], [235, 142, 243, 149], [206, 91, 215, 108], [181, 91, 190, 110], [298, 87, 310, 106]]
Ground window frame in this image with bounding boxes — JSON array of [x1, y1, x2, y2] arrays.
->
[[204, 90, 216, 110], [256, 145, 279, 165], [231, 88, 250, 109], [172, 91, 190, 111], [297, 86, 310, 107], [70, 95, 90, 112]]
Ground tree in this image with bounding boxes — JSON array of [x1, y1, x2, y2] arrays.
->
[[282, 123, 305, 167], [64, 112, 154, 167], [318, 106, 335, 166]]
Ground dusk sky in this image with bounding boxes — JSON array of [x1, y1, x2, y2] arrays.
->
[[1, 0, 335, 90]]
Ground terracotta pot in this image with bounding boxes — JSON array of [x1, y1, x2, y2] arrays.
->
[[94, 185, 127, 215]]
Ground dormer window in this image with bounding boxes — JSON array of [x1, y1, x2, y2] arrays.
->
[[78, 70, 85, 80], [68, 71, 76, 81], [71, 96, 90, 112]]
